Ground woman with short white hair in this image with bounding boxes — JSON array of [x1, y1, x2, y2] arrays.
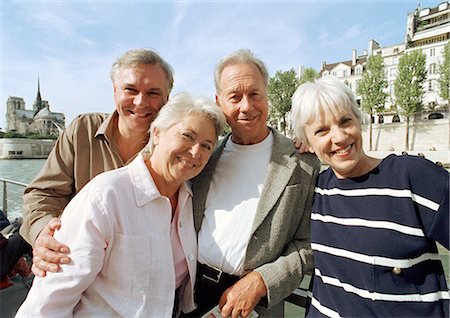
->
[[291, 76, 449, 317]]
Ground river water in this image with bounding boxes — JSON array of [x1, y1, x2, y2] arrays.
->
[[0, 159, 46, 221]]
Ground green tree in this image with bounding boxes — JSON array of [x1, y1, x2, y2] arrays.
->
[[438, 41, 450, 149], [268, 68, 299, 136], [356, 54, 387, 151], [299, 67, 318, 85], [394, 49, 427, 151]]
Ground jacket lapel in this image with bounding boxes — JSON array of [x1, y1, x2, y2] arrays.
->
[[192, 134, 230, 233], [250, 129, 297, 234]]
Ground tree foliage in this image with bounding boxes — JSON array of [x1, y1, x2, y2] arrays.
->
[[298, 67, 318, 85], [438, 41, 450, 104], [394, 49, 427, 150], [438, 41, 450, 150], [268, 68, 299, 135], [356, 54, 387, 150]]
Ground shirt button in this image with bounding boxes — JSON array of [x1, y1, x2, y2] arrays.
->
[[392, 267, 402, 275], [188, 254, 195, 261], [178, 221, 182, 228]]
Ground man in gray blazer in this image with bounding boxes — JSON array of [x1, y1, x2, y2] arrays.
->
[[189, 49, 320, 318]]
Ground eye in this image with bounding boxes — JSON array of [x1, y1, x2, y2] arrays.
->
[[201, 143, 212, 151], [148, 91, 162, 97], [229, 94, 241, 102], [182, 132, 193, 140], [124, 87, 138, 94], [314, 128, 328, 136], [341, 117, 353, 126]]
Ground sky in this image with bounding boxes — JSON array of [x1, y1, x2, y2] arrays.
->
[[0, 0, 444, 129]]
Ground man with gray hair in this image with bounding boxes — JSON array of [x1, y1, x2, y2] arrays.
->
[[20, 48, 174, 276], [189, 49, 320, 317]]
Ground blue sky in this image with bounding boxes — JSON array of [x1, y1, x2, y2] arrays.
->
[[0, 0, 443, 129]]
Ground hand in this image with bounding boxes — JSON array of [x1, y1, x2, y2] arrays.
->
[[32, 217, 70, 277], [293, 137, 313, 154], [219, 271, 267, 318]]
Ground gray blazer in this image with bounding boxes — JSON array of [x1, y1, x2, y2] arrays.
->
[[192, 128, 320, 312]]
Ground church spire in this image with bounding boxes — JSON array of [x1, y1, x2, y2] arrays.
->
[[33, 74, 43, 112]]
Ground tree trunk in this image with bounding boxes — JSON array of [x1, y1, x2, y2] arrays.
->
[[282, 114, 286, 136], [405, 116, 410, 151], [369, 111, 373, 151]]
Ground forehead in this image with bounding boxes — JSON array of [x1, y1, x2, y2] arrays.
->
[[169, 114, 216, 136], [306, 104, 351, 125], [117, 64, 167, 83], [219, 63, 265, 93]]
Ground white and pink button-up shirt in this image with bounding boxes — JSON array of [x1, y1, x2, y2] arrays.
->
[[17, 153, 197, 317]]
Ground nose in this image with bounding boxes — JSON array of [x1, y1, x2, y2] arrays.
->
[[331, 126, 347, 143], [133, 92, 148, 108], [239, 95, 252, 112], [189, 144, 201, 159]]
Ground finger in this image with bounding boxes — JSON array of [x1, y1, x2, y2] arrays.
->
[[219, 288, 232, 317], [33, 256, 61, 273], [36, 231, 70, 255], [231, 307, 242, 318], [34, 244, 70, 264], [31, 263, 46, 278], [46, 217, 62, 232]]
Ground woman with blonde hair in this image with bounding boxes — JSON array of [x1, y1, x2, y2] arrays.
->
[[17, 92, 226, 317]]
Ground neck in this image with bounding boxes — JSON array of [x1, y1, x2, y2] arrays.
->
[[145, 157, 181, 200], [113, 128, 148, 163], [231, 127, 270, 145]]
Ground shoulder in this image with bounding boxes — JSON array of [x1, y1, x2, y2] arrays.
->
[[271, 129, 321, 175], [68, 113, 109, 130], [383, 154, 447, 177]]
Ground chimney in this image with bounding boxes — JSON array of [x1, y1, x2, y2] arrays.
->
[[352, 49, 357, 66]]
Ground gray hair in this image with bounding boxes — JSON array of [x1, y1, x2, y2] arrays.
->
[[110, 48, 174, 94], [214, 49, 269, 94], [147, 92, 226, 153], [291, 76, 362, 145]]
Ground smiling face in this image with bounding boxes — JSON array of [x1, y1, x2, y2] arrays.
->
[[216, 63, 269, 145], [304, 109, 371, 179], [113, 64, 169, 137], [151, 114, 216, 185]]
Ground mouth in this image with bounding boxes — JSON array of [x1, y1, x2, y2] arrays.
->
[[237, 115, 257, 122], [178, 157, 197, 169], [128, 110, 153, 118], [333, 144, 352, 156]]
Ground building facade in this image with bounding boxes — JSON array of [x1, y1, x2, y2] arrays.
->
[[318, 1, 450, 124], [6, 79, 65, 136]]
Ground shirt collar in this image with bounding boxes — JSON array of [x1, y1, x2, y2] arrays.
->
[[94, 110, 118, 141], [129, 153, 193, 207]]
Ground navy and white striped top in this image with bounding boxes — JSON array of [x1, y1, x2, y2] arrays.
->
[[308, 154, 449, 317]]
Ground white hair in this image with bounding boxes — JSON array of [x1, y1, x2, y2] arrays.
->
[[147, 92, 226, 153], [291, 76, 362, 145]]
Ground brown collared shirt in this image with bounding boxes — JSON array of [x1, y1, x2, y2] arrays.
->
[[20, 111, 146, 245]]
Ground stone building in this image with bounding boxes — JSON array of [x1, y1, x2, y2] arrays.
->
[[6, 78, 65, 135], [316, 1, 449, 124]]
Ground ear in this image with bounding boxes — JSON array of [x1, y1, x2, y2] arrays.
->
[[152, 127, 160, 145], [215, 95, 220, 107]]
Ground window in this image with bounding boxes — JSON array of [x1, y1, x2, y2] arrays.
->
[[430, 48, 435, 56], [429, 63, 437, 74]]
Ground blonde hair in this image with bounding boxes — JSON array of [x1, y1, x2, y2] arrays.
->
[[147, 92, 226, 153], [214, 49, 268, 94], [110, 48, 174, 94]]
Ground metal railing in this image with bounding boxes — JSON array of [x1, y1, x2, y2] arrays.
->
[[1, 178, 28, 217]]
